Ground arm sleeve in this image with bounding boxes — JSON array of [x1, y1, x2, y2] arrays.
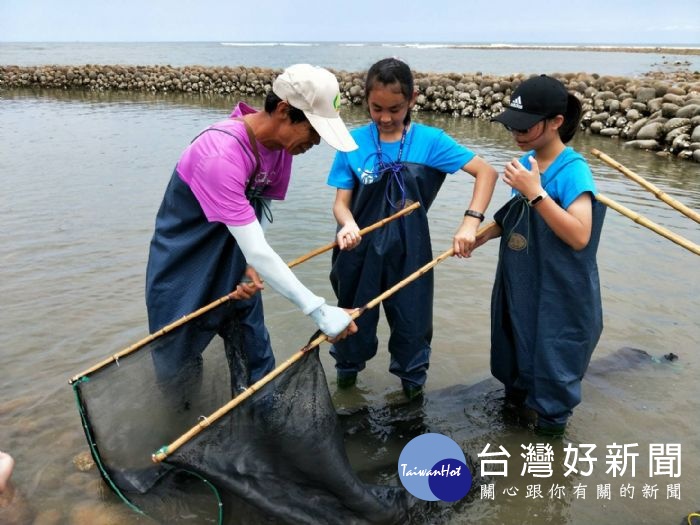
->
[[227, 221, 324, 314], [259, 199, 272, 233]]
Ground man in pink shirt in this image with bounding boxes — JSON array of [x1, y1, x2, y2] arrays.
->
[[146, 64, 358, 401]]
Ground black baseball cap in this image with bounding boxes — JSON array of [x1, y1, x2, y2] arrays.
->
[[492, 74, 568, 130]]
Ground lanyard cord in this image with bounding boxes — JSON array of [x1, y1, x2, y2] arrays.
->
[[373, 122, 407, 170], [370, 123, 408, 210]]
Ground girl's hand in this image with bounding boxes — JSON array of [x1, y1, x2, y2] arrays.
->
[[473, 223, 503, 249], [453, 220, 478, 258], [472, 235, 489, 250], [337, 222, 362, 250], [502, 156, 543, 201]]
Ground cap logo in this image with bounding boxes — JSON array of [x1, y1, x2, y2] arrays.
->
[[510, 96, 523, 110], [333, 93, 341, 112]]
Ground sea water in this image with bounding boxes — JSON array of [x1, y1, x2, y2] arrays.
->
[[1, 43, 699, 524]]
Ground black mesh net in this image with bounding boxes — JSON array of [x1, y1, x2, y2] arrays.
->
[[167, 346, 409, 525], [71, 297, 410, 524]]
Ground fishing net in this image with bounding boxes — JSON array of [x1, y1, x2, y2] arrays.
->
[[70, 296, 410, 524]]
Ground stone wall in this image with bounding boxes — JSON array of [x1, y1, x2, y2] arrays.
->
[[2, 65, 699, 162]]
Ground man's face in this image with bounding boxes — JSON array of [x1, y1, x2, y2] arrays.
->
[[280, 119, 321, 155]]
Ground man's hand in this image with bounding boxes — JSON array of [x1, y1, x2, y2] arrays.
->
[[231, 266, 264, 300], [327, 308, 359, 343], [309, 304, 359, 342]]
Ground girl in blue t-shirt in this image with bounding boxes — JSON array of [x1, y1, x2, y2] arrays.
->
[[481, 74, 606, 436], [327, 58, 498, 399]]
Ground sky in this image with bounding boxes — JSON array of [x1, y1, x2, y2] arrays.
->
[[1, 0, 698, 45]]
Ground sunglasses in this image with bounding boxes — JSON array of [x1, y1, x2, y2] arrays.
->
[[504, 119, 545, 134]]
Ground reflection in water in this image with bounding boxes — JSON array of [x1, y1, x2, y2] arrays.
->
[[0, 89, 698, 524]]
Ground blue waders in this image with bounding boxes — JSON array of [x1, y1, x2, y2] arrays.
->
[[330, 162, 446, 390], [491, 196, 606, 428], [145, 170, 274, 401]]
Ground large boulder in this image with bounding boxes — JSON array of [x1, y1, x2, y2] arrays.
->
[[662, 93, 685, 106], [623, 139, 662, 150], [676, 104, 700, 118], [664, 126, 691, 144], [662, 118, 692, 134], [636, 122, 665, 140], [691, 126, 700, 143], [647, 97, 664, 113], [661, 103, 680, 118], [635, 86, 657, 102]]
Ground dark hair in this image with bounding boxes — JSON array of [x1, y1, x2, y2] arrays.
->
[[557, 94, 582, 143], [365, 58, 414, 125], [264, 91, 308, 124]]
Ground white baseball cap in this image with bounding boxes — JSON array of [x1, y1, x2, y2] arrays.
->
[[273, 64, 358, 152]]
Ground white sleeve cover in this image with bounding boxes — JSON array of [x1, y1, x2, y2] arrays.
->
[[259, 199, 272, 234], [227, 221, 324, 314]]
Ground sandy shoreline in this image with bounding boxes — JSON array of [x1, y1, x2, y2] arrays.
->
[[449, 44, 700, 56]]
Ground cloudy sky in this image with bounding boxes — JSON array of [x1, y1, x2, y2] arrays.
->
[[1, 0, 698, 44]]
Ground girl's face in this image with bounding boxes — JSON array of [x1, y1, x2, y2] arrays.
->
[[510, 115, 564, 150], [367, 82, 416, 140]]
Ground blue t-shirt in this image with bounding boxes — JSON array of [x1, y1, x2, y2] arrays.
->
[[518, 147, 597, 209], [327, 123, 475, 189]]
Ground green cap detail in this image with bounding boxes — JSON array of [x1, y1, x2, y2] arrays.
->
[[333, 93, 341, 111]]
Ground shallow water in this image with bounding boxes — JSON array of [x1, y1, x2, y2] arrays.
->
[[0, 88, 698, 524]]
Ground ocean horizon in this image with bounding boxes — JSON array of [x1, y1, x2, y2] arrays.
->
[[2, 40, 699, 76], [2, 34, 700, 524], [3, 40, 699, 46]]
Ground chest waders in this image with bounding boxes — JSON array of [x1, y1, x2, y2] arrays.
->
[[490, 196, 606, 427], [330, 162, 446, 389], [145, 127, 275, 408]]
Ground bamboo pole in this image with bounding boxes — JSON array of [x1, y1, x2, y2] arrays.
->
[[152, 221, 499, 462], [68, 203, 421, 384], [286, 201, 420, 268], [591, 148, 700, 224], [68, 292, 239, 384], [596, 193, 700, 256]]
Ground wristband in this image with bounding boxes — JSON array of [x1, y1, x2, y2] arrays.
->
[[527, 191, 548, 207], [464, 209, 485, 222]]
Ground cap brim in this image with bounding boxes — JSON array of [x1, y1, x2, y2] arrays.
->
[[305, 113, 358, 152], [491, 108, 544, 130]]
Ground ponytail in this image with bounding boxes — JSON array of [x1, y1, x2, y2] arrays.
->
[[558, 94, 582, 143]]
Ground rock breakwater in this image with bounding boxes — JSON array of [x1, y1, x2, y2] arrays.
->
[[2, 65, 700, 162]]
